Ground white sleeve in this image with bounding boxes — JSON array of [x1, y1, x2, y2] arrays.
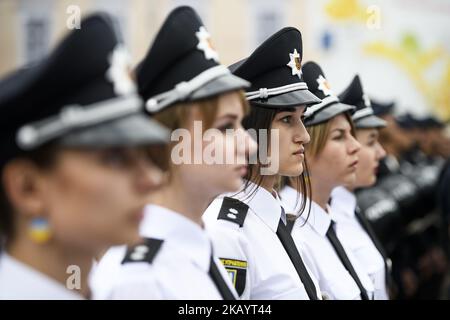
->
[[91, 246, 164, 300], [204, 198, 254, 300], [107, 265, 164, 300], [90, 245, 127, 300]]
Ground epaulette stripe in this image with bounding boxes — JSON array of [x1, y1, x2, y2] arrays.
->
[[217, 197, 249, 227], [121, 238, 164, 264]]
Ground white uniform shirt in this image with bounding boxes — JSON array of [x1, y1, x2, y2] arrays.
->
[[203, 181, 321, 300], [0, 253, 84, 300], [91, 204, 236, 300], [280, 186, 375, 300], [330, 186, 389, 300]]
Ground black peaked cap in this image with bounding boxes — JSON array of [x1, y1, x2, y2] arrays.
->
[[301, 61, 354, 126], [339, 75, 386, 129], [0, 13, 169, 169], [230, 27, 321, 109], [136, 6, 249, 113]]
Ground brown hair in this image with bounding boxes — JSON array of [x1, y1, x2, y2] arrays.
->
[[151, 90, 250, 171], [240, 105, 312, 218]]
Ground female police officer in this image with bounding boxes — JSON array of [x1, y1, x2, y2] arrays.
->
[[91, 6, 256, 300], [280, 62, 375, 300], [203, 27, 322, 300], [0, 13, 169, 299], [330, 75, 391, 299]]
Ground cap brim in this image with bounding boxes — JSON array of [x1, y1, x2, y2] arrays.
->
[[372, 103, 395, 116], [58, 113, 170, 148], [249, 89, 321, 109], [304, 102, 355, 126], [190, 73, 250, 101], [355, 115, 387, 129]]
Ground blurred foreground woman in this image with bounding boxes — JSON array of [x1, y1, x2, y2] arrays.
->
[[0, 14, 169, 299]]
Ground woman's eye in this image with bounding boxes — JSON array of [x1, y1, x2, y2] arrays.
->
[[217, 122, 234, 132], [143, 150, 157, 165], [367, 140, 376, 147], [332, 134, 343, 141], [281, 116, 291, 124], [101, 150, 129, 167]]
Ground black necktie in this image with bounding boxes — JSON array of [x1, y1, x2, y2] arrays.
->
[[326, 221, 370, 300], [354, 207, 392, 289], [209, 256, 236, 300], [276, 213, 319, 300]]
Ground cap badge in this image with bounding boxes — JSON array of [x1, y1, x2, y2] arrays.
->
[[317, 75, 334, 96], [287, 49, 302, 79], [196, 26, 219, 62], [363, 93, 371, 108], [106, 45, 136, 96]]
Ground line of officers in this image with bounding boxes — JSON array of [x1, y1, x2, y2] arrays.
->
[[0, 6, 448, 300], [357, 105, 450, 299]]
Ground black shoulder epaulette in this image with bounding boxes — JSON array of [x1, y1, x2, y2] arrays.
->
[[217, 197, 249, 227], [121, 238, 164, 264]]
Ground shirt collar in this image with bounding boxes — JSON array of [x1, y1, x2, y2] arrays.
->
[[141, 204, 212, 273], [0, 253, 84, 300], [279, 185, 300, 214], [301, 199, 332, 237], [280, 185, 335, 236], [235, 180, 285, 232], [330, 186, 357, 218]]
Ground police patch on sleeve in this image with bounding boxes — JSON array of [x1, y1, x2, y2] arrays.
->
[[219, 258, 247, 296]]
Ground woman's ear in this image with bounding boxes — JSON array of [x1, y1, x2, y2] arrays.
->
[[2, 159, 48, 219]]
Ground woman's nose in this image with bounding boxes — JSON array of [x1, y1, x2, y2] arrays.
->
[[294, 121, 310, 145], [135, 156, 165, 193], [349, 135, 361, 154]]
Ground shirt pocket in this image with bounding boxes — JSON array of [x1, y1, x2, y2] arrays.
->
[[321, 277, 361, 300]]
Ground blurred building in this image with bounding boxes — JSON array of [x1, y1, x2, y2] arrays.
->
[[0, 0, 449, 121], [0, 0, 315, 74]]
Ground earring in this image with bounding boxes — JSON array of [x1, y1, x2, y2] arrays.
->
[[29, 217, 52, 244]]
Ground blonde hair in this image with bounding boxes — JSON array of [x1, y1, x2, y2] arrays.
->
[[306, 112, 356, 158]]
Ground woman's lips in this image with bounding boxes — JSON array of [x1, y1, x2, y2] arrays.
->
[[349, 160, 358, 169], [292, 148, 305, 158]]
